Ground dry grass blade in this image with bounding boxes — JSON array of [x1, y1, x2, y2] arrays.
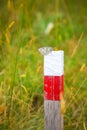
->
[[83, 122, 87, 130], [66, 77, 87, 110], [71, 32, 84, 57]]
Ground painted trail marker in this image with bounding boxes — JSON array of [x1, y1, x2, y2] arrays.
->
[[39, 47, 64, 130]]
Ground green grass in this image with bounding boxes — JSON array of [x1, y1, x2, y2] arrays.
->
[[0, 0, 87, 130]]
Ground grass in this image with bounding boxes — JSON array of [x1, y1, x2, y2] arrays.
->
[[0, 0, 87, 130]]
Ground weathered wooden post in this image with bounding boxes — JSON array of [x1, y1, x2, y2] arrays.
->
[[39, 47, 64, 130]]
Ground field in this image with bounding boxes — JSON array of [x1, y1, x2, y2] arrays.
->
[[0, 0, 87, 130]]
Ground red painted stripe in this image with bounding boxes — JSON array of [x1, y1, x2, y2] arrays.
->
[[44, 75, 64, 100]]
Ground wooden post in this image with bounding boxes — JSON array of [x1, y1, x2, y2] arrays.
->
[[44, 50, 64, 130]]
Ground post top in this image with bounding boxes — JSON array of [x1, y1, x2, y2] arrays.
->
[[39, 47, 64, 56], [45, 50, 64, 57], [38, 47, 53, 56]]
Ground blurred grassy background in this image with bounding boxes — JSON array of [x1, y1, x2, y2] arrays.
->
[[0, 0, 87, 130]]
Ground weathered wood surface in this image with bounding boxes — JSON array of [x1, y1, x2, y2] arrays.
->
[[44, 100, 63, 130]]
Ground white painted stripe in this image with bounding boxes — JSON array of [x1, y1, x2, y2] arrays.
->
[[44, 50, 64, 76]]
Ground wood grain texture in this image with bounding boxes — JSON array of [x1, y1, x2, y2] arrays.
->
[[44, 100, 63, 130]]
